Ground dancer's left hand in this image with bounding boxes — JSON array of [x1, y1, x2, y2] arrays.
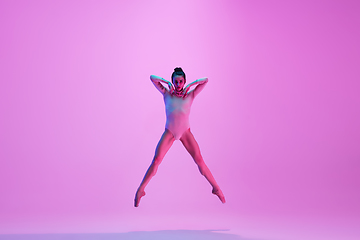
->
[[183, 86, 190, 98]]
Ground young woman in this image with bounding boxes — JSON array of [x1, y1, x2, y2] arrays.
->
[[134, 67, 225, 207]]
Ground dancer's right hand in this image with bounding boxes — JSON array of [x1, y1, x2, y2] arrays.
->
[[168, 82, 174, 94]]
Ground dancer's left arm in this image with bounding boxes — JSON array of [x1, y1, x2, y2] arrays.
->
[[183, 78, 208, 98]]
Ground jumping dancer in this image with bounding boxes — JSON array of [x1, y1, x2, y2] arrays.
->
[[134, 67, 225, 207]]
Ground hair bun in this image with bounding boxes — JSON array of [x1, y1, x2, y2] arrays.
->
[[171, 67, 186, 81], [174, 67, 183, 72]]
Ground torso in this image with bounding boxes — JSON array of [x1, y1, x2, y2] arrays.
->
[[163, 91, 194, 140]]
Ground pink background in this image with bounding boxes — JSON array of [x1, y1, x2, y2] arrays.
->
[[1, 0, 359, 239]]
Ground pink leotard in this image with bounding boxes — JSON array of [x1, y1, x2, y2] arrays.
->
[[164, 91, 194, 140]]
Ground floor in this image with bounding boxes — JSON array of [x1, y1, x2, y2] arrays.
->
[[0, 230, 259, 240]]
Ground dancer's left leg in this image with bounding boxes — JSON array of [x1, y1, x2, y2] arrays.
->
[[180, 129, 225, 203]]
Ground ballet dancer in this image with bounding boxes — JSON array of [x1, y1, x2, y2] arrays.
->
[[134, 67, 225, 207]]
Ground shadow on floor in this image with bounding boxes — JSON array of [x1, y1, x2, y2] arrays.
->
[[0, 229, 267, 240]]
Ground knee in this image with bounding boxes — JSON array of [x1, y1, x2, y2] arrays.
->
[[198, 166, 205, 175], [192, 153, 203, 163], [197, 164, 206, 176], [195, 158, 206, 175], [152, 156, 163, 166]]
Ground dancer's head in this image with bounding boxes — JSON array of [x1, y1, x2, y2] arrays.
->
[[171, 67, 186, 91]]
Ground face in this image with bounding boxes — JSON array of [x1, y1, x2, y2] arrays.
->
[[172, 75, 185, 91]]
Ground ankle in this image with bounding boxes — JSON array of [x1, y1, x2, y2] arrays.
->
[[137, 188, 145, 194]]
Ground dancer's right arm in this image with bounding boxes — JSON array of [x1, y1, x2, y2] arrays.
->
[[150, 75, 174, 94]]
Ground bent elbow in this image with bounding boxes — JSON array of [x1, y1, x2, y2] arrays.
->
[[150, 75, 162, 82], [199, 77, 208, 83], [150, 75, 158, 83], [201, 78, 208, 84]]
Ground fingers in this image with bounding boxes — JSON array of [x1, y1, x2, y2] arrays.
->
[[168, 83, 174, 93], [183, 88, 189, 98]]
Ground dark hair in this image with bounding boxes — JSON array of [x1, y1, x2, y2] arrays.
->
[[171, 67, 186, 83]]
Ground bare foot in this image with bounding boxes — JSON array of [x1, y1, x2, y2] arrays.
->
[[134, 189, 146, 207], [212, 189, 226, 203]]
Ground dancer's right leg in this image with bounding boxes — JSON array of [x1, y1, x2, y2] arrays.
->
[[134, 129, 175, 207]]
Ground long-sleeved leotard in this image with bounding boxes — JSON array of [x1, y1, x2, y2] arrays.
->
[[164, 91, 194, 140]]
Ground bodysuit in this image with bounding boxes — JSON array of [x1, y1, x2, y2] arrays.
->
[[164, 91, 194, 140]]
